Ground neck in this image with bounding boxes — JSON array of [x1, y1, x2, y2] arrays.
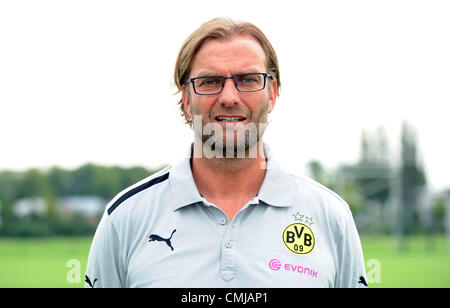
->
[[191, 140, 267, 220]]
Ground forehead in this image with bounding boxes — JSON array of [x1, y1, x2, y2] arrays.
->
[[190, 35, 267, 76]]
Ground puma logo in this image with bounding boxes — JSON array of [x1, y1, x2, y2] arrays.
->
[[148, 229, 177, 251], [358, 276, 368, 287], [85, 275, 97, 288]]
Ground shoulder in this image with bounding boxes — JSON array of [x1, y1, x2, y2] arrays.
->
[[289, 173, 353, 222], [106, 165, 172, 217]]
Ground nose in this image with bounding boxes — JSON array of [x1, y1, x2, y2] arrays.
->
[[218, 78, 240, 106]]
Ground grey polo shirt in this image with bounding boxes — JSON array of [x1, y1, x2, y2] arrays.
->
[[85, 144, 367, 288]]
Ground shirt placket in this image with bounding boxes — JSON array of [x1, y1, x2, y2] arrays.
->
[[220, 198, 260, 282], [219, 212, 241, 282], [202, 197, 259, 283]]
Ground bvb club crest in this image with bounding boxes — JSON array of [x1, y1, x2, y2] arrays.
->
[[282, 212, 316, 255]]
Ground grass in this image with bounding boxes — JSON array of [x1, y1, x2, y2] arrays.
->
[[362, 235, 450, 288], [0, 235, 449, 287], [0, 237, 91, 288]]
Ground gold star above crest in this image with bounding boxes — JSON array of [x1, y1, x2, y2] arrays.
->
[[293, 212, 304, 222], [305, 217, 314, 226]]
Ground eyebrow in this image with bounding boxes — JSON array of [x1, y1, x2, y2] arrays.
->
[[192, 69, 264, 78]]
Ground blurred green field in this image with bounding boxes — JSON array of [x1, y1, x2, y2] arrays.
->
[[362, 235, 450, 288], [0, 236, 449, 288], [0, 237, 91, 288]]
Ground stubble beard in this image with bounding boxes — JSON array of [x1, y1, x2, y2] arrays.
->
[[190, 102, 270, 159]]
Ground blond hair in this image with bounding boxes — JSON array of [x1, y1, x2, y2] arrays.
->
[[173, 17, 281, 126]]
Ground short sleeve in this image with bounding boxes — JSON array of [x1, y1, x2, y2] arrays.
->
[[335, 214, 367, 288], [85, 211, 125, 288]]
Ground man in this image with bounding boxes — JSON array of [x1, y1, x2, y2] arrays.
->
[[85, 17, 367, 288]]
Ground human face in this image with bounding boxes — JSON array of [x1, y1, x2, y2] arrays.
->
[[182, 35, 277, 156]]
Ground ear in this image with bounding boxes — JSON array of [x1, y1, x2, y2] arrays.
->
[[267, 80, 277, 113], [182, 84, 192, 118]]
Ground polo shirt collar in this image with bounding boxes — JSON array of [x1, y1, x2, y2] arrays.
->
[[257, 144, 294, 207], [169, 143, 293, 211]]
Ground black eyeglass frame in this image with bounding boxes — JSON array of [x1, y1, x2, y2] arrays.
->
[[185, 73, 273, 95]]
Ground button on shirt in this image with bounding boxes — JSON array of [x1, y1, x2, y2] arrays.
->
[[85, 144, 367, 288]]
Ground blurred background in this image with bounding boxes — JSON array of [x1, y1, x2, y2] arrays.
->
[[1, 0, 449, 287]]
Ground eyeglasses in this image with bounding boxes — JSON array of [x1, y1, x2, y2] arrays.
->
[[186, 73, 273, 95]]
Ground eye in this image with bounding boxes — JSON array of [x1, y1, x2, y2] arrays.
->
[[237, 74, 262, 84], [241, 76, 258, 83], [205, 79, 217, 85], [197, 77, 221, 87]]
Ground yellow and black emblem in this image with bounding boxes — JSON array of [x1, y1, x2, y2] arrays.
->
[[282, 213, 316, 254]]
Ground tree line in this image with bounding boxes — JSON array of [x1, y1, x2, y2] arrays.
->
[[0, 121, 447, 239], [307, 122, 448, 242], [0, 163, 165, 237]]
